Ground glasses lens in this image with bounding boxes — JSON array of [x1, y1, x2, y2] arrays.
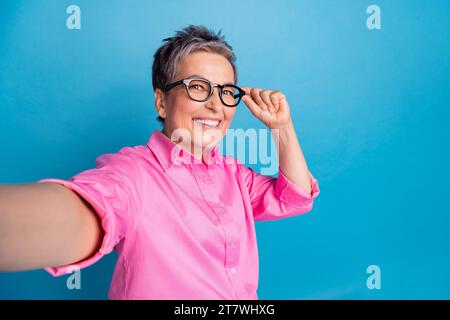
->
[[186, 79, 211, 101], [221, 85, 241, 106]]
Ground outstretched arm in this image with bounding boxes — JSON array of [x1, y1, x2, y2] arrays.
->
[[0, 182, 103, 272]]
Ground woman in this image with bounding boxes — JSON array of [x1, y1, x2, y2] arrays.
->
[[0, 25, 320, 299]]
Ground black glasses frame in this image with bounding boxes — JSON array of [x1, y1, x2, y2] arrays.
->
[[164, 77, 246, 107]]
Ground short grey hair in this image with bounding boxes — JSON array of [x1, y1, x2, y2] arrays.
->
[[152, 25, 238, 125]]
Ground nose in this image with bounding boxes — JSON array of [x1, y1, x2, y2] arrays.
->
[[205, 85, 224, 111]]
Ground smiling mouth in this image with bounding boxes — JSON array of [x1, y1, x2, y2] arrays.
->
[[192, 118, 222, 128]]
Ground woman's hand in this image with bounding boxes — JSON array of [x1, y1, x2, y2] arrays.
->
[[241, 87, 293, 129], [241, 87, 313, 194]]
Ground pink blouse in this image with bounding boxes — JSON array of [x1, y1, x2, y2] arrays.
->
[[37, 129, 320, 299]]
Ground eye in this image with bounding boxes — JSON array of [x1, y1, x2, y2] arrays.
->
[[189, 84, 206, 91], [223, 89, 233, 96]]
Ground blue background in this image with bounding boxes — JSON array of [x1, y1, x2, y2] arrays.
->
[[1, 0, 449, 299]]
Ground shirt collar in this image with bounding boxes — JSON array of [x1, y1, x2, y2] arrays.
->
[[146, 129, 222, 171]]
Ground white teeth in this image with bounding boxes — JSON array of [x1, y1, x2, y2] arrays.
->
[[193, 119, 220, 127]]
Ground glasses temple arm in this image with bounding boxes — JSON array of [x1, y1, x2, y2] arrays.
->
[[164, 80, 184, 92]]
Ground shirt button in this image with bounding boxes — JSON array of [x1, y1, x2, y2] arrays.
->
[[230, 268, 237, 274]]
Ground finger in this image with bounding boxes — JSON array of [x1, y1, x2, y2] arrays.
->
[[241, 87, 253, 97], [241, 87, 264, 109], [277, 93, 288, 113], [260, 90, 275, 112], [269, 91, 281, 110], [242, 94, 263, 118], [250, 88, 268, 111]]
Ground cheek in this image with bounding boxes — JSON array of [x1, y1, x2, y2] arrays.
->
[[171, 100, 199, 124], [224, 108, 236, 122]]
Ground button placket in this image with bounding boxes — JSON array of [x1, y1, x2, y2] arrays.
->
[[191, 165, 246, 298], [191, 166, 220, 224]]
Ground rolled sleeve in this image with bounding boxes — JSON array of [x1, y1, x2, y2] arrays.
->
[[275, 168, 320, 210], [239, 163, 320, 222], [36, 149, 140, 277]]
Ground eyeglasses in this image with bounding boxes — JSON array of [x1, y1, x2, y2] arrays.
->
[[164, 77, 246, 107]]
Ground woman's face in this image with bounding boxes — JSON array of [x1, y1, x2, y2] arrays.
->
[[157, 51, 237, 157]]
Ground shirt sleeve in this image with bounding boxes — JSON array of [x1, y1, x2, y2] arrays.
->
[[36, 148, 140, 277], [238, 163, 320, 222]]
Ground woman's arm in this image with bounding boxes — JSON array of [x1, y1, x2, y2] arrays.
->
[[0, 182, 103, 272], [273, 120, 312, 194], [241, 87, 315, 195]]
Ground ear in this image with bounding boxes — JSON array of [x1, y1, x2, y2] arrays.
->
[[154, 89, 167, 119]]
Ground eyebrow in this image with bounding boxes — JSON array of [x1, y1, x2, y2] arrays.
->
[[186, 74, 235, 86]]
